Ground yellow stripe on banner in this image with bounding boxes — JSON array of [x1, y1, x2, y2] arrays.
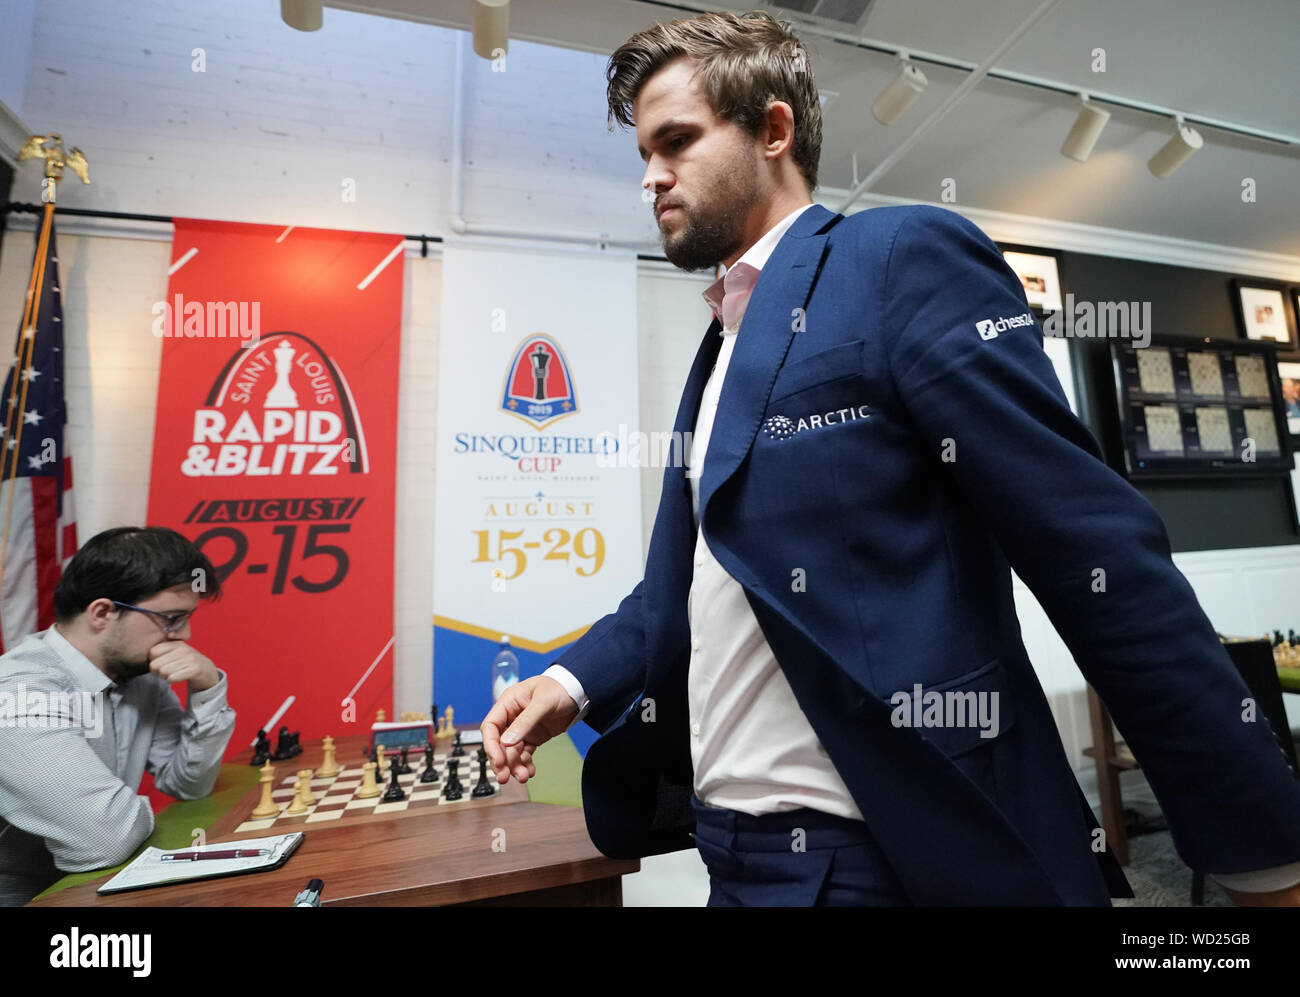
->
[[432, 615, 592, 655]]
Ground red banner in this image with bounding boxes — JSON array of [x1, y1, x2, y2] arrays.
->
[[147, 220, 403, 758]]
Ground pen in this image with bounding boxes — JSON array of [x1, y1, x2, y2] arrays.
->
[[160, 848, 270, 861]]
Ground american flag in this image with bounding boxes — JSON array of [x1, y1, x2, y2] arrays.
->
[[0, 204, 77, 651]]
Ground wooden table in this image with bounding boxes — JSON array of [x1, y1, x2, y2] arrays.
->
[[30, 732, 638, 907]]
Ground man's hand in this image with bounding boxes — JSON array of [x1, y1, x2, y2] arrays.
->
[[481, 676, 579, 785], [1223, 882, 1300, 907], [148, 641, 219, 693]]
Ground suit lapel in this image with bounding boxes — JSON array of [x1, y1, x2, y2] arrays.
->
[[699, 204, 840, 522], [674, 314, 724, 441], [655, 313, 723, 521]]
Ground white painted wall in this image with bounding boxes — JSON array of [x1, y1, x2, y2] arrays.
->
[[6, 0, 651, 246]]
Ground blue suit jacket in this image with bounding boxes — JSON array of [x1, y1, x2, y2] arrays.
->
[[554, 202, 1300, 905]]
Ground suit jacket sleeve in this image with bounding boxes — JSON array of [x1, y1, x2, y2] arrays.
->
[[882, 204, 1300, 875], [551, 580, 649, 733]]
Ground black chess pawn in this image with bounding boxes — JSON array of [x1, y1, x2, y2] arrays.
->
[[397, 746, 413, 775], [451, 731, 465, 758], [442, 759, 464, 801], [471, 752, 495, 799], [382, 757, 407, 802], [420, 742, 440, 783]]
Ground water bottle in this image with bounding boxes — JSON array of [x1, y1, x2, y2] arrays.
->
[[491, 636, 519, 702]]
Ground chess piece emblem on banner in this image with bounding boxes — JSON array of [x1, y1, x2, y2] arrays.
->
[[265, 339, 300, 408], [499, 334, 578, 429]]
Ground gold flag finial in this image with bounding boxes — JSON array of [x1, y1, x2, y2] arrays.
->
[[17, 134, 90, 200]]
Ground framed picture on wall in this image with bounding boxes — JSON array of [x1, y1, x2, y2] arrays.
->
[[1278, 360, 1300, 442], [1000, 247, 1063, 314], [1294, 286, 1300, 352], [996, 244, 1077, 415], [1233, 279, 1297, 350]]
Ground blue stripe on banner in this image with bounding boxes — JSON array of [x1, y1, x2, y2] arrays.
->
[[432, 625, 597, 758]]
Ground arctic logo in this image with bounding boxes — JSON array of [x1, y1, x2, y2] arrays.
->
[[763, 405, 871, 441], [975, 312, 1035, 340]]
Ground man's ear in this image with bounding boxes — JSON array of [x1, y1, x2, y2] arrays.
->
[[83, 598, 118, 634], [763, 100, 796, 159]]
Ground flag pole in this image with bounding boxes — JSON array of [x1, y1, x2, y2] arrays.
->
[[0, 136, 89, 597], [0, 200, 54, 590]]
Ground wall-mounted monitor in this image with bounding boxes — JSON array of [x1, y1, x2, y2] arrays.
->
[[1110, 335, 1292, 478]]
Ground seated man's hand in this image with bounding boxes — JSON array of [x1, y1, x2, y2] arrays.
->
[[481, 676, 579, 785], [148, 641, 220, 692]]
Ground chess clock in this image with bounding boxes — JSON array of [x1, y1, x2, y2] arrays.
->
[[370, 720, 435, 754]]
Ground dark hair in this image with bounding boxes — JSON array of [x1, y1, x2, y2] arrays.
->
[[53, 526, 221, 622], [606, 9, 822, 194]]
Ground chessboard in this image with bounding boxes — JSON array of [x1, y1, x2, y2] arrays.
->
[[232, 744, 527, 836]]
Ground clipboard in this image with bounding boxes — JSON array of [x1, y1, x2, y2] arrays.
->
[[96, 832, 304, 894]]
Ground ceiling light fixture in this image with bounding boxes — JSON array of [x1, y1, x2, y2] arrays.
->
[[872, 57, 927, 126], [1061, 93, 1110, 162], [281, 0, 322, 32], [474, 0, 510, 60], [1148, 116, 1203, 178]]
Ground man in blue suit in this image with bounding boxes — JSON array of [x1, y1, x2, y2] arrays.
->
[[482, 10, 1300, 905]]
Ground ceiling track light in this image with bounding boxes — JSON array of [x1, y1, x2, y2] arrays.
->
[[872, 56, 927, 126], [1148, 115, 1203, 178], [1061, 93, 1111, 162], [474, 0, 510, 60], [281, 0, 322, 32]]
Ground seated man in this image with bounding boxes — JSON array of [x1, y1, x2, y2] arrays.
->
[[0, 526, 236, 905]]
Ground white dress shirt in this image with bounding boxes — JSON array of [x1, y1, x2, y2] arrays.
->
[[0, 627, 236, 905]]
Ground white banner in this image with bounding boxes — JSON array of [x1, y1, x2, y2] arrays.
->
[[433, 243, 643, 720]]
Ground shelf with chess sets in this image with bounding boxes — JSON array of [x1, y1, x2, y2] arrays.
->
[[233, 708, 526, 836]]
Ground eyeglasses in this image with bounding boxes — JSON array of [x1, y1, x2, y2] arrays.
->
[[110, 600, 194, 634]]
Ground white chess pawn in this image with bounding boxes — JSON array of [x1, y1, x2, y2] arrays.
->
[[286, 778, 309, 815], [297, 769, 316, 806], [357, 761, 380, 800]]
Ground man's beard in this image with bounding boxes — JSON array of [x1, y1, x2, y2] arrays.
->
[[659, 156, 759, 272], [103, 651, 151, 685]]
